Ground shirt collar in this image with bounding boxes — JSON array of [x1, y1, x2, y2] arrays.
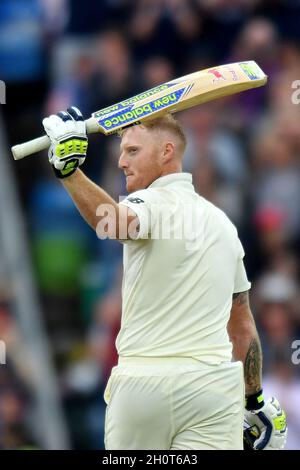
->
[[148, 172, 193, 189]]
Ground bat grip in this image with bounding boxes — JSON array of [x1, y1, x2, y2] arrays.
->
[[12, 136, 50, 160], [11, 117, 99, 161]]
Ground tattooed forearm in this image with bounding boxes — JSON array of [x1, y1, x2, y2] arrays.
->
[[244, 337, 263, 396], [228, 289, 264, 395]]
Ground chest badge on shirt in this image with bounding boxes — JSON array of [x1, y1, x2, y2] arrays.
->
[[127, 197, 145, 204]]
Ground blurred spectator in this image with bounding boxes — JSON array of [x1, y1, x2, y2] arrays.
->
[[89, 284, 122, 383], [41, 0, 68, 37], [196, 0, 259, 61], [229, 18, 279, 127], [254, 272, 300, 374], [231, 17, 279, 67], [251, 127, 300, 241], [0, 0, 45, 83], [140, 56, 175, 89], [263, 358, 300, 450], [129, 0, 202, 67], [0, 289, 36, 449], [64, 0, 109, 35], [61, 351, 104, 449], [181, 103, 247, 225], [85, 30, 134, 112]]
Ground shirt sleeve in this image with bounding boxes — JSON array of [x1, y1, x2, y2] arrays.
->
[[120, 188, 161, 240], [233, 238, 251, 293]]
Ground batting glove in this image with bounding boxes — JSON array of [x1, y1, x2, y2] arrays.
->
[[42, 106, 88, 179], [244, 392, 287, 450]]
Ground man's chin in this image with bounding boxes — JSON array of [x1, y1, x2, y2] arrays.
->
[[126, 178, 140, 193], [126, 177, 149, 193], [126, 182, 135, 193]]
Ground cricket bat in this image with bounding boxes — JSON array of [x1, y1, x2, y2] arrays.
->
[[11, 61, 267, 160]]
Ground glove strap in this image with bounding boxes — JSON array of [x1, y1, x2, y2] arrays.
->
[[52, 158, 79, 179], [245, 389, 265, 411]]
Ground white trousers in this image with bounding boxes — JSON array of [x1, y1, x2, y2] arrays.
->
[[104, 357, 244, 450]]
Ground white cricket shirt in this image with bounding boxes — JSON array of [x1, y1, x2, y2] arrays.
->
[[118, 173, 251, 364]]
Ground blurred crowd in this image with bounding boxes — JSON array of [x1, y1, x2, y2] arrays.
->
[[1, 0, 300, 449]]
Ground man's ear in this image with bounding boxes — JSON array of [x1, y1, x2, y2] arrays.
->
[[162, 142, 175, 163]]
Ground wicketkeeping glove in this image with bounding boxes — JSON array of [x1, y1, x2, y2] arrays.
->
[[244, 391, 287, 450], [42, 106, 88, 179]]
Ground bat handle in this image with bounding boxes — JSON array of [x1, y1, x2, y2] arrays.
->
[[11, 117, 99, 161], [12, 136, 50, 161]]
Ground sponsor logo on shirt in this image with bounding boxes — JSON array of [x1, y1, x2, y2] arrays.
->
[[127, 197, 145, 204]]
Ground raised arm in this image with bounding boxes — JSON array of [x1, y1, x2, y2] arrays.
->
[[62, 169, 138, 238], [42, 107, 138, 239]]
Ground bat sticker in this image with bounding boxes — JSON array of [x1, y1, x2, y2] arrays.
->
[[239, 62, 262, 80], [93, 83, 174, 118], [97, 87, 187, 132], [208, 69, 226, 82]]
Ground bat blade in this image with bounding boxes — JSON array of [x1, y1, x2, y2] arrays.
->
[[92, 61, 267, 134], [11, 61, 267, 160]]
